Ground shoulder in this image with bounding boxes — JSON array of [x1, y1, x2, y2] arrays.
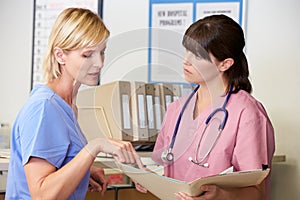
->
[[25, 85, 57, 111], [26, 86, 56, 110], [16, 85, 64, 124], [30, 84, 56, 100], [229, 90, 270, 121]]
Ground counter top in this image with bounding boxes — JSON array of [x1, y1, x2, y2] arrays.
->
[[0, 159, 9, 171], [0, 149, 287, 172]]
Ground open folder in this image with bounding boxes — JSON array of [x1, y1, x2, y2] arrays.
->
[[117, 163, 269, 200]]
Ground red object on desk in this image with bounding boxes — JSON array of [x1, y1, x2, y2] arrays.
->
[[107, 174, 124, 184]]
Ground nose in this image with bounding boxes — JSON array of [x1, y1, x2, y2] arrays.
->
[[183, 51, 193, 66], [93, 54, 104, 69], [183, 58, 191, 66]]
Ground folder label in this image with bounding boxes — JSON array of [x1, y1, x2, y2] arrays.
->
[[146, 95, 155, 129], [154, 96, 162, 130], [137, 94, 146, 129], [165, 95, 172, 109], [121, 94, 131, 129]]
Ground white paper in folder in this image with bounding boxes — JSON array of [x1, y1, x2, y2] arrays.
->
[[117, 163, 269, 200]]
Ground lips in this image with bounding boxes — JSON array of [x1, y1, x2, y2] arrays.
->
[[184, 68, 191, 74], [89, 72, 100, 77]]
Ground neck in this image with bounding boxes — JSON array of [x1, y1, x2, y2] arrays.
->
[[194, 81, 227, 118], [46, 77, 81, 108]]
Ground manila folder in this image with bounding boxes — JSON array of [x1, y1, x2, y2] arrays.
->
[[117, 163, 269, 200]]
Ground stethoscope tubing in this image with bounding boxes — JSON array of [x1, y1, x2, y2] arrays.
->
[[205, 84, 232, 130], [169, 85, 200, 149], [163, 84, 233, 165]]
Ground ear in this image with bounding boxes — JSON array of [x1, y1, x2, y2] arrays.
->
[[219, 58, 234, 72], [53, 47, 65, 65]]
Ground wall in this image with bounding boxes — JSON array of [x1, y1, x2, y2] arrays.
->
[[246, 1, 300, 199], [0, 0, 33, 125], [0, 0, 299, 199]]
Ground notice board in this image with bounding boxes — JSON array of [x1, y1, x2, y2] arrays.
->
[[31, 0, 103, 88], [148, 0, 247, 84]]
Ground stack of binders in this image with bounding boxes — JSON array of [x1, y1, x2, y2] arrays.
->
[[77, 81, 193, 143]]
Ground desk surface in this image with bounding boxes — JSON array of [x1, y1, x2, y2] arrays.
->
[[0, 150, 157, 172], [0, 159, 9, 171], [0, 149, 287, 172], [0, 151, 288, 195]]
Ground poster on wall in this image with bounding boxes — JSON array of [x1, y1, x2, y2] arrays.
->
[[148, 0, 246, 84], [31, 0, 103, 88]]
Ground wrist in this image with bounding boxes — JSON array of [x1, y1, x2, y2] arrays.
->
[[85, 138, 103, 157]]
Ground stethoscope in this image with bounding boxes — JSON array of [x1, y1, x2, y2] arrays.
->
[[161, 84, 233, 168]]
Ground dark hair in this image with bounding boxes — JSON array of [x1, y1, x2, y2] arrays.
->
[[182, 14, 252, 93]]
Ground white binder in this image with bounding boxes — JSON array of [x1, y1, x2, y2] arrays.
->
[[159, 83, 173, 114], [153, 84, 163, 130], [145, 83, 158, 142], [130, 82, 149, 141]]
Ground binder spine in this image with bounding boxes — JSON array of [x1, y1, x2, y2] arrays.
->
[[118, 81, 134, 141], [153, 84, 163, 131], [130, 82, 149, 141], [146, 83, 157, 142]]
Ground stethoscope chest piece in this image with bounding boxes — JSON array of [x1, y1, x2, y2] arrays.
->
[[161, 148, 174, 162]]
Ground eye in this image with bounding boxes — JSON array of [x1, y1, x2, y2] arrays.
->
[[100, 51, 105, 56], [83, 54, 92, 58], [195, 54, 204, 60]]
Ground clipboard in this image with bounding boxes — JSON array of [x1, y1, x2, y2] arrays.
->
[[117, 163, 269, 200]]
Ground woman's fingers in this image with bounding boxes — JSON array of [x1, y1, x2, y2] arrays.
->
[[89, 178, 102, 192], [87, 138, 143, 167], [121, 142, 134, 163], [109, 139, 143, 166], [133, 179, 148, 193]]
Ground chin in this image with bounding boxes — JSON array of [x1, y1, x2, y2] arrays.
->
[[83, 80, 99, 86], [184, 77, 194, 84], [89, 82, 99, 86]]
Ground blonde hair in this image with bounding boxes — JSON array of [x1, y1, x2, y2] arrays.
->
[[43, 8, 110, 82]]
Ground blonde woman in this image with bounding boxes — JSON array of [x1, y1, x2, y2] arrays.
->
[[6, 8, 142, 199]]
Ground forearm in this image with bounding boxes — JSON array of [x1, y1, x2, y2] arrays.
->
[[27, 137, 141, 199], [28, 148, 94, 200]]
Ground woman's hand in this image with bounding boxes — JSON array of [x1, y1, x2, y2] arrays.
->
[[88, 166, 108, 196], [175, 183, 265, 200], [132, 179, 148, 193], [85, 138, 143, 168], [175, 185, 223, 200]]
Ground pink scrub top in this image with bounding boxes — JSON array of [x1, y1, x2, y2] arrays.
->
[[152, 89, 275, 199]]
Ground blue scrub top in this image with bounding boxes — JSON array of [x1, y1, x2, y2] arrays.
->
[[5, 85, 89, 200]]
